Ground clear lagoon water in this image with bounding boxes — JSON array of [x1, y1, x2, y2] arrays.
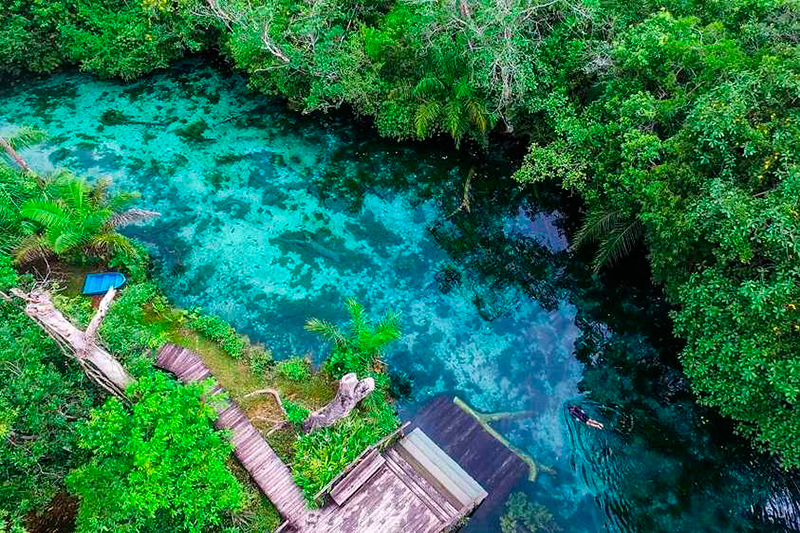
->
[[2, 61, 799, 532]]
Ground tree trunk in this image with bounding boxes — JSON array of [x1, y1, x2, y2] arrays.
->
[[302, 373, 374, 432], [0, 135, 33, 173], [11, 288, 134, 398]]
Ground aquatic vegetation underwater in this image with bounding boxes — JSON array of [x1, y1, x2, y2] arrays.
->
[[2, 62, 799, 531]]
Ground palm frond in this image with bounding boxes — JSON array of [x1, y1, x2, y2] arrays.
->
[[413, 77, 445, 97], [85, 232, 137, 258], [415, 101, 441, 138], [19, 199, 71, 230], [304, 318, 346, 346], [108, 208, 160, 228], [444, 100, 465, 145], [453, 77, 473, 100], [388, 82, 412, 101], [58, 177, 90, 211], [105, 191, 141, 213], [345, 298, 368, 339], [570, 206, 627, 252], [466, 100, 489, 134], [6, 126, 47, 151], [372, 310, 401, 348], [13, 234, 53, 264], [592, 219, 643, 273], [52, 230, 87, 255], [89, 177, 112, 204]]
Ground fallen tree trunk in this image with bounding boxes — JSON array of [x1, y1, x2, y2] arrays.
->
[[11, 287, 134, 398], [302, 373, 374, 432], [0, 135, 33, 174]]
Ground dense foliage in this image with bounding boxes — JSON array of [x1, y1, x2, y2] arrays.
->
[[67, 373, 243, 532], [292, 300, 401, 501], [3, 0, 799, 475], [190, 309, 247, 359], [0, 156, 257, 530], [0, 260, 97, 523]]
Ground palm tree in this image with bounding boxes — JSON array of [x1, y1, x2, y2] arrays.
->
[[412, 75, 492, 147], [15, 173, 159, 263], [571, 206, 643, 273], [305, 299, 401, 376]]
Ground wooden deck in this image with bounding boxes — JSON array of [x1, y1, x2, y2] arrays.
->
[[308, 428, 486, 533], [155, 344, 308, 529], [408, 394, 529, 523]]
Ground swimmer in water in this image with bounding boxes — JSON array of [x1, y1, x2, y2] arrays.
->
[[568, 405, 605, 430]]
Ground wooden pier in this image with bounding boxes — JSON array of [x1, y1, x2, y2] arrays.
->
[[408, 394, 530, 523], [156, 344, 308, 529], [307, 426, 487, 533]]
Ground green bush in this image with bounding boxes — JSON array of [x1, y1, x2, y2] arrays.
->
[[277, 357, 311, 382], [190, 311, 246, 359], [67, 373, 243, 532], [291, 390, 398, 502], [283, 399, 309, 425], [246, 347, 273, 376], [0, 298, 97, 519], [100, 282, 170, 367], [107, 241, 149, 282], [0, 255, 18, 290]]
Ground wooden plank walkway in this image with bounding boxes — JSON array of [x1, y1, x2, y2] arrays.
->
[[155, 344, 308, 530]]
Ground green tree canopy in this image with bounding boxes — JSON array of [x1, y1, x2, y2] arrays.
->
[[67, 373, 244, 533]]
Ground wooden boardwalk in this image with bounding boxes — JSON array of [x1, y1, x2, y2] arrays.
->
[[156, 344, 308, 530]]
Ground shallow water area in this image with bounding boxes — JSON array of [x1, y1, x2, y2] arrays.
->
[[2, 61, 797, 532]]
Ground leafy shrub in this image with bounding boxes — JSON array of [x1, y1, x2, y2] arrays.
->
[[190, 311, 246, 359], [0, 298, 97, 518], [67, 373, 243, 532], [246, 347, 273, 376], [107, 240, 149, 281], [100, 282, 170, 366], [283, 399, 309, 425], [0, 254, 18, 290], [291, 391, 398, 502], [59, 0, 207, 80], [277, 357, 311, 382]]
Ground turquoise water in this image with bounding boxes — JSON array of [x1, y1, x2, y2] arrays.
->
[[2, 61, 798, 532]]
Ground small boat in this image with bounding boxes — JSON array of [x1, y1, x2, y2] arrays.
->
[[82, 272, 127, 295]]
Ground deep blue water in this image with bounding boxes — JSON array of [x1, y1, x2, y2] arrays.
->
[[2, 61, 798, 532]]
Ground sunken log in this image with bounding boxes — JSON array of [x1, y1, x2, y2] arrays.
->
[[302, 373, 374, 432], [11, 287, 134, 398]]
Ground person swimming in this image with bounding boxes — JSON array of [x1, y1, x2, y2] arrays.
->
[[568, 405, 605, 430]]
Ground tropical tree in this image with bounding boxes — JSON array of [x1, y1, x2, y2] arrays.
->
[[66, 372, 244, 533], [305, 298, 401, 377], [14, 173, 157, 264]]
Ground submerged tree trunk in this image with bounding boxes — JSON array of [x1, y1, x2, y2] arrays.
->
[[11, 287, 134, 398], [302, 373, 375, 432]]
